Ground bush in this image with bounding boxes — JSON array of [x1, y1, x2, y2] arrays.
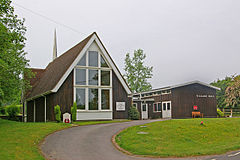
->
[[0, 107, 6, 115], [128, 106, 140, 120], [54, 105, 61, 122], [217, 108, 224, 117], [71, 102, 77, 122], [6, 105, 20, 120]]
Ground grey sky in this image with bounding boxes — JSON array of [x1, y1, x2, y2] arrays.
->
[[13, 0, 240, 88]]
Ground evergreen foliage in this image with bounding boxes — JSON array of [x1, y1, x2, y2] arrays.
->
[[71, 102, 77, 122], [54, 105, 61, 122], [128, 106, 140, 120]]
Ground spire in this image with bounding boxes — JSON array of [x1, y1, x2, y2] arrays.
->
[[52, 29, 57, 61]]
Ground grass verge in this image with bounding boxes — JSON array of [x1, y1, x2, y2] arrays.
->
[[115, 118, 240, 157], [73, 119, 130, 126], [0, 118, 71, 160]]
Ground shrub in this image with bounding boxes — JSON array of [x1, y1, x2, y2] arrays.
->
[[71, 102, 77, 122], [0, 107, 6, 115], [217, 108, 224, 117], [128, 106, 140, 120], [54, 105, 61, 122], [6, 105, 20, 120]]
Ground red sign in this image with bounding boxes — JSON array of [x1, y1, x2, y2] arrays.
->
[[193, 105, 198, 110]]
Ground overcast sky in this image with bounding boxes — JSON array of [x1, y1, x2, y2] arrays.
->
[[13, 0, 240, 88]]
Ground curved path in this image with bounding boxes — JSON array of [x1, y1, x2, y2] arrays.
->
[[41, 120, 240, 160]]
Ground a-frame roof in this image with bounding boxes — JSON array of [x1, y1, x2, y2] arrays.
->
[[26, 32, 131, 100]]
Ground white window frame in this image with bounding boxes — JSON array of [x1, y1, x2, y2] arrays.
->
[[153, 102, 162, 112], [74, 49, 112, 112]]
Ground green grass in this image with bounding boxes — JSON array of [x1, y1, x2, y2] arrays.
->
[[116, 118, 240, 157], [73, 119, 130, 126], [0, 119, 71, 160]]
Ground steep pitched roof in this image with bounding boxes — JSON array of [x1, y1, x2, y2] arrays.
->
[[26, 33, 94, 100], [26, 32, 131, 100]]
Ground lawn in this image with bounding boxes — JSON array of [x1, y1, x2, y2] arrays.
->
[[0, 119, 71, 160], [115, 118, 240, 157]]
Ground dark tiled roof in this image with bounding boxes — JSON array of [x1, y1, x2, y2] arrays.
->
[[29, 68, 45, 87], [26, 32, 94, 100]]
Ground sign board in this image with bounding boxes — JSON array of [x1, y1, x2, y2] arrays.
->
[[116, 102, 125, 111], [63, 112, 71, 123]]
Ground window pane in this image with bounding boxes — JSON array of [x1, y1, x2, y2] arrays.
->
[[101, 55, 109, 67], [89, 70, 98, 85], [76, 88, 85, 109], [101, 70, 110, 86], [163, 103, 166, 110], [89, 51, 98, 67], [153, 103, 157, 112], [142, 104, 146, 111], [101, 89, 110, 110], [75, 69, 86, 85], [167, 103, 171, 110], [133, 103, 137, 108], [77, 53, 86, 66], [158, 103, 162, 112], [89, 88, 98, 110]]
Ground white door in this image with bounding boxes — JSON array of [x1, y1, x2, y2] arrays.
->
[[141, 103, 148, 119], [162, 101, 171, 118]]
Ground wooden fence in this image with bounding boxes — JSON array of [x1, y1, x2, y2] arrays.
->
[[222, 108, 240, 117]]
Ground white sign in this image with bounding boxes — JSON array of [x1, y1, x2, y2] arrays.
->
[[196, 95, 215, 98], [116, 102, 125, 111], [63, 112, 71, 123]]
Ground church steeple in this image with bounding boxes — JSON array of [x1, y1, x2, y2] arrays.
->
[[52, 29, 57, 61]]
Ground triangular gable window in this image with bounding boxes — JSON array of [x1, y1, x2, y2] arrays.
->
[[77, 53, 86, 66], [100, 55, 109, 68]]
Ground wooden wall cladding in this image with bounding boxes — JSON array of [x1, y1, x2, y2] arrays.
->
[[172, 83, 217, 118], [27, 100, 34, 122], [112, 72, 131, 119]]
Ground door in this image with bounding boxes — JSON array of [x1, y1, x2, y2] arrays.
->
[[162, 101, 171, 118], [141, 103, 148, 119]]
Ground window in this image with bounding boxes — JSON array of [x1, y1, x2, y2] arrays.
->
[[153, 103, 161, 112], [89, 70, 98, 85], [76, 88, 85, 109], [89, 51, 98, 67], [167, 102, 171, 110], [101, 55, 109, 67], [163, 103, 166, 111], [157, 103, 162, 112], [101, 70, 110, 86], [89, 88, 98, 110], [75, 69, 86, 85], [75, 50, 112, 111], [101, 89, 110, 110], [153, 103, 157, 112], [77, 53, 86, 66], [142, 104, 146, 111]]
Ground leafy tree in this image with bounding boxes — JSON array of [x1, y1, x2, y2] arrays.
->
[[211, 76, 232, 108], [124, 49, 153, 93], [0, 0, 33, 106], [128, 106, 140, 120], [225, 75, 240, 117]]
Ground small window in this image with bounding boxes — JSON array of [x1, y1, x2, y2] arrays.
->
[[101, 89, 110, 110], [157, 103, 162, 112], [77, 53, 86, 66], [101, 55, 109, 68], [142, 104, 146, 111], [167, 102, 171, 110], [101, 70, 110, 86], [163, 103, 166, 111], [153, 103, 157, 112], [75, 69, 86, 85], [89, 88, 98, 110], [89, 51, 98, 67], [76, 88, 85, 109], [89, 69, 98, 85]]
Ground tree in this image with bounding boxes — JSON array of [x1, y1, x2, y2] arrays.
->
[[0, 0, 32, 106], [211, 76, 232, 108], [225, 75, 240, 117], [124, 49, 153, 93]]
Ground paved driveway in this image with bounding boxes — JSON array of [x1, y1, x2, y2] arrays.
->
[[41, 120, 240, 160]]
